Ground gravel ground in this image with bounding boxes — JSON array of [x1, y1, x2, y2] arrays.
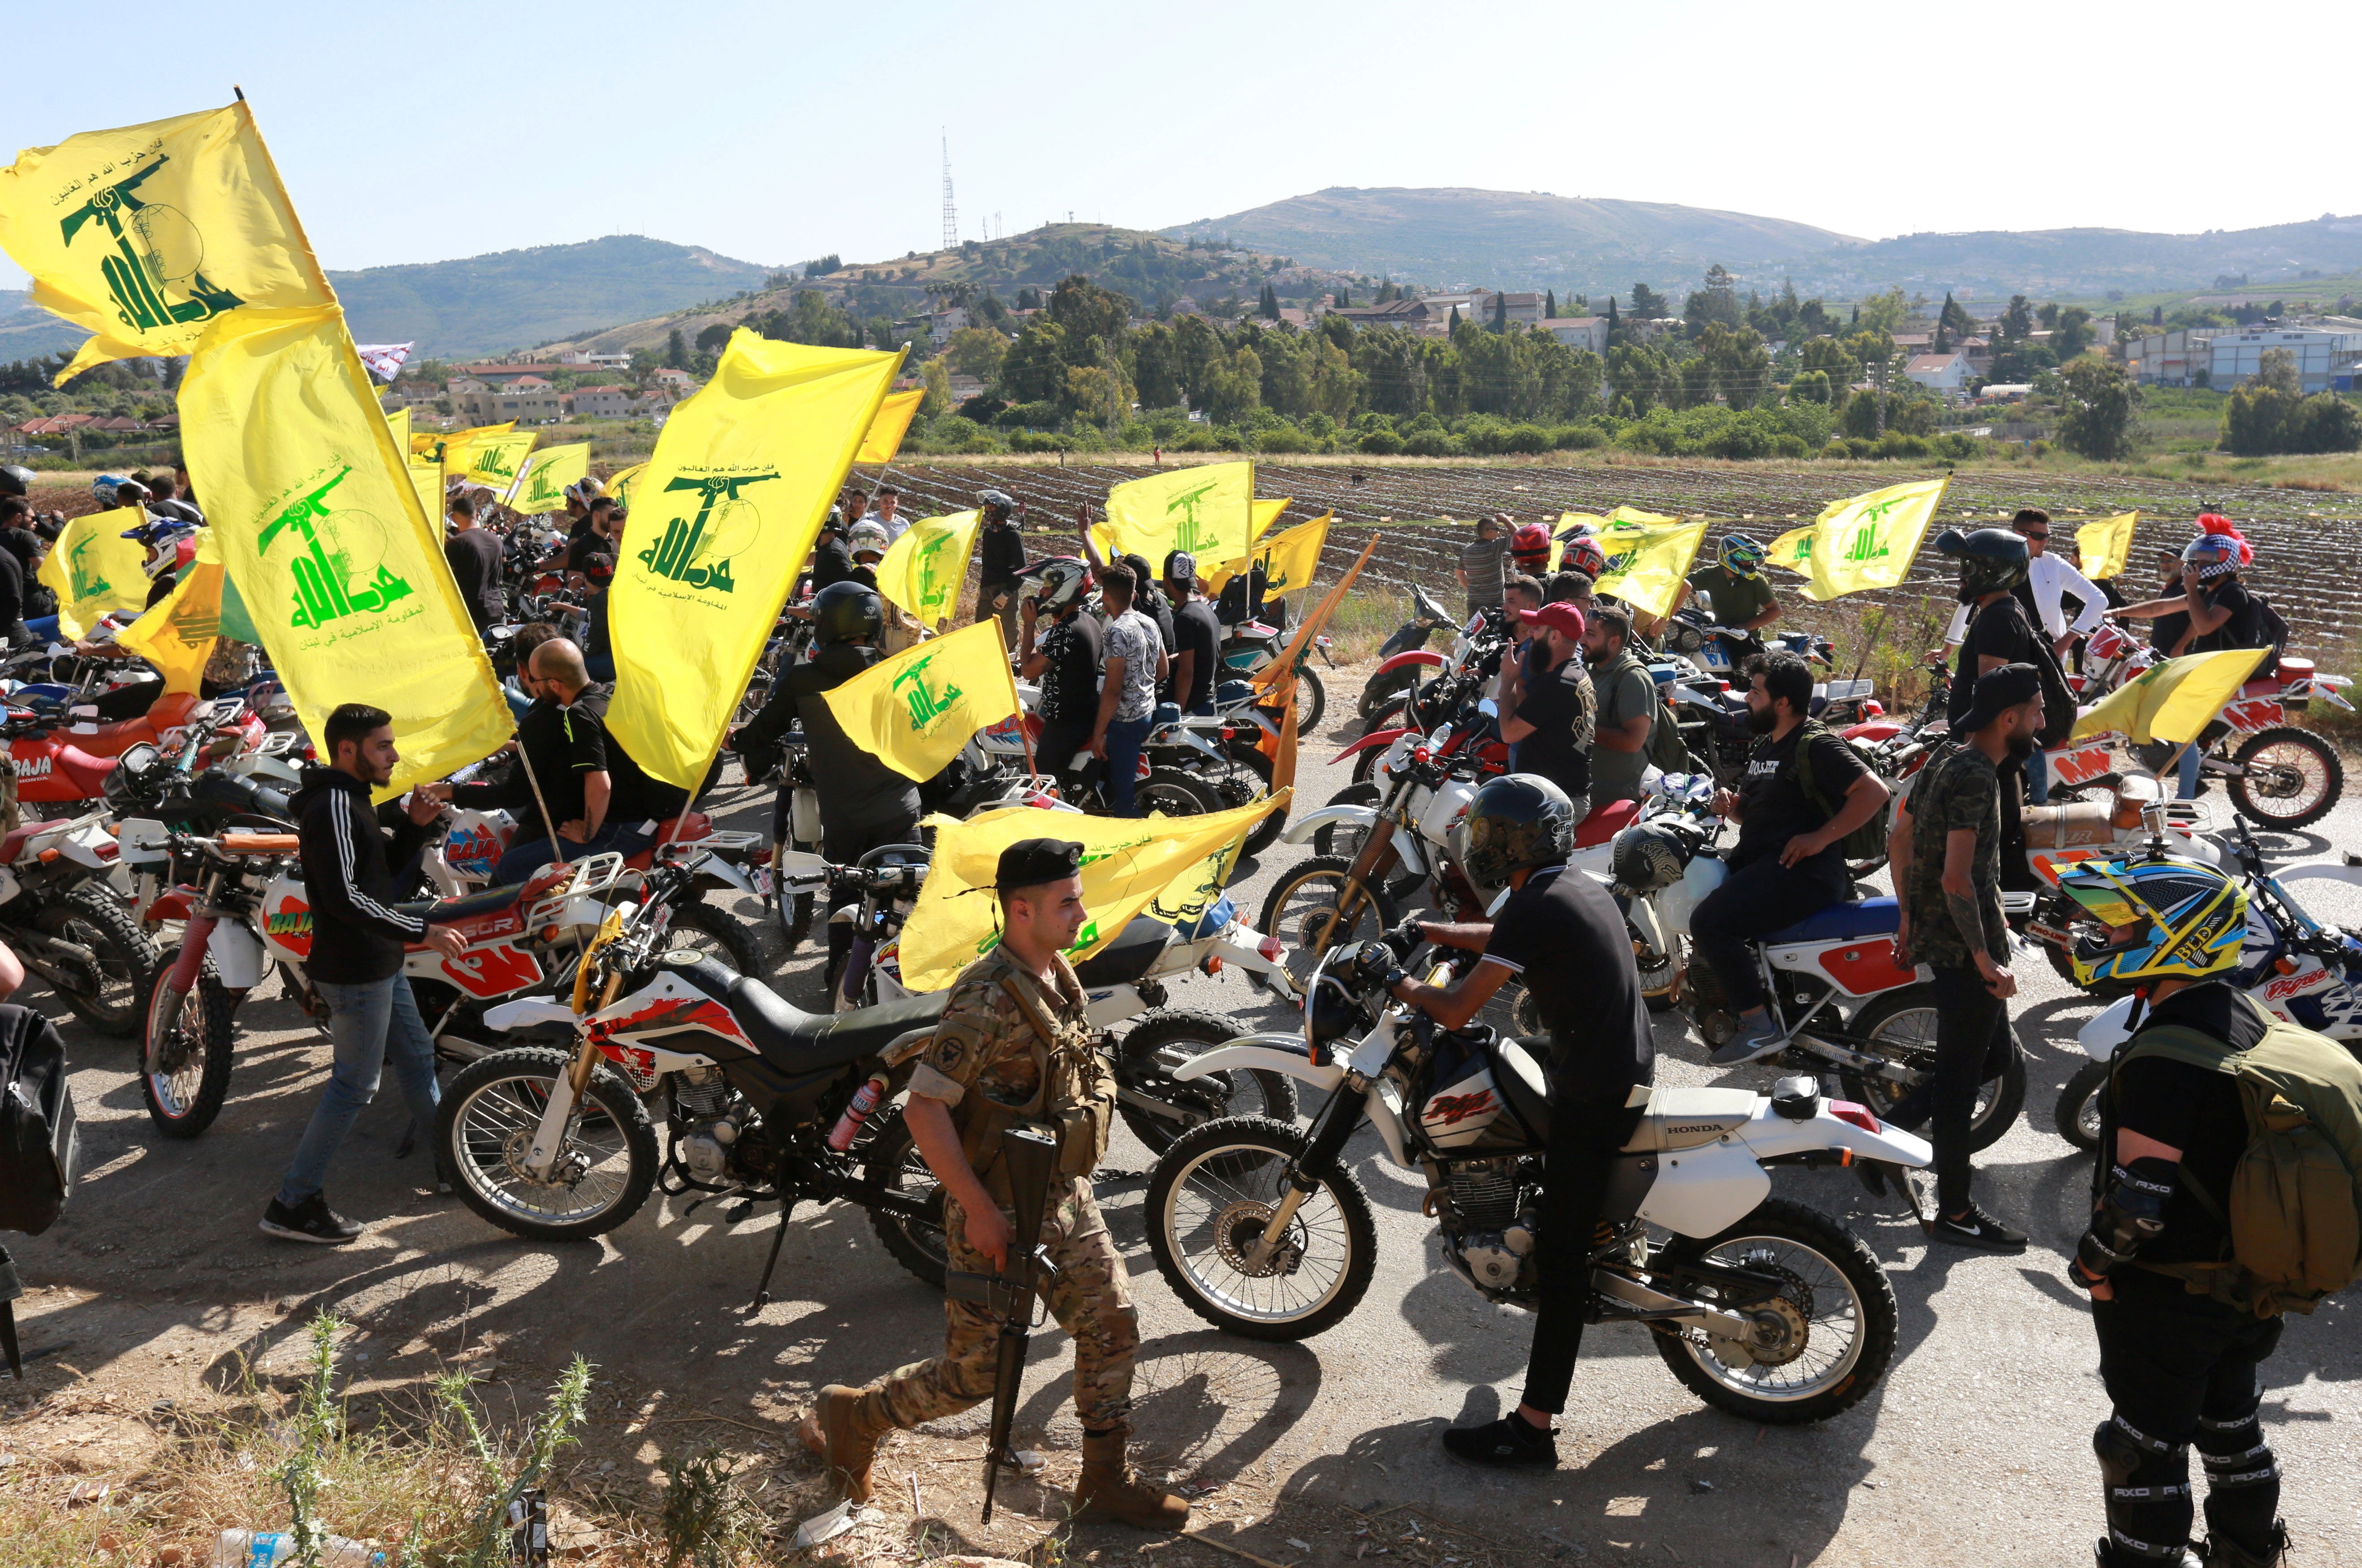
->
[[3, 657, 2358, 1566]]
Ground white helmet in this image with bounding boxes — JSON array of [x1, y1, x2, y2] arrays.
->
[[846, 520, 891, 560]]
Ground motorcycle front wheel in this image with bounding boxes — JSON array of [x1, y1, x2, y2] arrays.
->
[[2228, 726, 2343, 831], [141, 962, 235, 1140], [1840, 985, 2026, 1152], [1116, 1009, 1302, 1154], [1358, 663, 1421, 719], [662, 899, 764, 977], [1310, 782, 1381, 860], [2054, 1058, 2110, 1153], [437, 1046, 657, 1242], [35, 888, 160, 1037], [1146, 1115, 1377, 1342], [1258, 856, 1399, 987], [1648, 1197, 1897, 1425]]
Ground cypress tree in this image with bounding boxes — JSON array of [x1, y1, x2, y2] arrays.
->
[[1545, 288, 1557, 319]]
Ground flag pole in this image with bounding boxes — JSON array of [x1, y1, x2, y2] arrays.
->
[[514, 743, 568, 869]]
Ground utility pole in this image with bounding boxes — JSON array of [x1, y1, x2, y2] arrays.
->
[[940, 133, 958, 252], [1871, 359, 1887, 436]]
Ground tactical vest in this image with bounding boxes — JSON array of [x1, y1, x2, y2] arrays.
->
[[954, 959, 1112, 1202]]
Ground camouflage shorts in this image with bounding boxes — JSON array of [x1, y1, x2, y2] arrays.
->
[[873, 1175, 1137, 1432]]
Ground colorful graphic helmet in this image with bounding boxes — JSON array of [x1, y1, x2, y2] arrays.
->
[[1460, 773, 1576, 890], [121, 516, 196, 580], [1558, 530, 1608, 579], [2059, 855, 2247, 989], [1020, 555, 1092, 613], [1510, 523, 1553, 573], [846, 520, 891, 561], [564, 476, 604, 508], [1719, 534, 1768, 578], [91, 474, 134, 508], [1937, 526, 2030, 602], [2181, 532, 2243, 582]]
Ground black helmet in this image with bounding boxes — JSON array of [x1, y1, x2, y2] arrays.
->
[[1611, 819, 1690, 894], [0, 465, 32, 499], [1460, 774, 1576, 890], [1936, 527, 2030, 604], [813, 581, 885, 646], [978, 488, 1020, 525]]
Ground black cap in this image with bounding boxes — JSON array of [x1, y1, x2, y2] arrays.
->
[[995, 837, 1083, 892], [1952, 662, 2044, 737]]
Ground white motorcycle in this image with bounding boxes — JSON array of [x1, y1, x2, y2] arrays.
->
[[1144, 947, 1931, 1423]]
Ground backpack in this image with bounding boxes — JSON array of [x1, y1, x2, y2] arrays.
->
[[2118, 990, 2362, 1317], [2250, 593, 2289, 676], [1615, 652, 1697, 775], [0, 1004, 77, 1237], [1786, 718, 1888, 864]]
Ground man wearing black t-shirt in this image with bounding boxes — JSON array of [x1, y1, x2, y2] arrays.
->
[[1359, 775, 1654, 1472], [1164, 551, 1221, 714], [1499, 600, 1594, 816], [444, 494, 505, 632], [1020, 562, 1104, 783], [1692, 652, 1890, 1065]]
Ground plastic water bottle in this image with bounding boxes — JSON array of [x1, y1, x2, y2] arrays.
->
[[826, 1074, 888, 1151], [213, 1529, 384, 1567]]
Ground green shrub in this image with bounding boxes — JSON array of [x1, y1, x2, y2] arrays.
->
[[1552, 423, 1606, 450], [1255, 423, 1313, 453], [1402, 431, 1458, 457], [1822, 439, 1849, 459], [1358, 428, 1404, 454], [1176, 428, 1218, 451]]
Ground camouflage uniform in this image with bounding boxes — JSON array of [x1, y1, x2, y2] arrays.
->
[[870, 944, 1137, 1432]]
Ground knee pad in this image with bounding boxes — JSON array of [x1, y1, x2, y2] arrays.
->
[[2096, 1416, 2186, 1486]]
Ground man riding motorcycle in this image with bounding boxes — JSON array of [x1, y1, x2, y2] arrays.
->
[[1671, 533, 1780, 651], [1352, 774, 1657, 1471]]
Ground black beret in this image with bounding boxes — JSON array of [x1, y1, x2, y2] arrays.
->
[[995, 837, 1083, 892]]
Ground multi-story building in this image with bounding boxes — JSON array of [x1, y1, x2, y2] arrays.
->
[[2205, 322, 2362, 393]]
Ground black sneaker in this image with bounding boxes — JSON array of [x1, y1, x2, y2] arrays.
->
[[1440, 1413, 1558, 1471], [260, 1194, 364, 1245], [1930, 1203, 2027, 1253]]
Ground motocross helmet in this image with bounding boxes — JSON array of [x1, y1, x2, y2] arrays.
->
[[0, 465, 31, 498], [1460, 773, 1577, 890], [1719, 533, 1768, 578], [2181, 532, 2243, 582], [564, 476, 604, 508], [846, 520, 891, 562], [91, 474, 134, 508], [1020, 555, 1092, 613], [1611, 819, 1689, 895], [813, 581, 885, 647], [1510, 522, 1553, 574], [2059, 855, 2247, 990], [1558, 531, 1608, 579], [1936, 526, 2030, 604], [121, 516, 195, 579], [977, 487, 1021, 526]]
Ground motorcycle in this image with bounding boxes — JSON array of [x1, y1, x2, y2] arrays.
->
[[1142, 947, 1927, 1424], [1219, 615, 1331, 736], [1358, 585, 1458, 719], [117, 819, 632, 1139], [0, 809, 156, 1036]]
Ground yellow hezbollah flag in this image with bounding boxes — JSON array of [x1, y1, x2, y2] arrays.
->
[[1610, 505, 1678, 525], [605, 462, 646, 509], [0, 102, 336, 384], [2073, 647, 2271, 747], [461, 431, 537, 492], [117, 527, 225, 694], [177, 302, 515, 798], [1103, 461, 1254, 567], [1594, 518, 1710, 618], [875, 508, 980, 629], [1143, 790, 1290, 932], [898, 795, 1287, 991], [1767, 523, 1815, 575], [38, 505, 149, 638], [507, 441, 590, 514], [2077, 512, 2138, 582], [407, 461, 442, 526], [855, 388, 924, 462], [608, 328, 902, 791], [1550, 513, 1611, 574], [1251, 497, 1289, 543], [1209, 514, 1330, 599], [820, 618, 1017, 782], [385, 405, 410, 452], [415, 419, 511, 465], [1804, 477, 1948, 603]]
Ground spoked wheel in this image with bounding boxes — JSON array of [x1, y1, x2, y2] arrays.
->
[[1145, 1116, 1377, 1341], [1215, 744, 1289, 858], [660, 899, 762, 977], [777, 830, 820, 953], [1358, 663, 1422, 718], [1839, 985, 2025, 1151], [1635, 931, 1682, 1014], [1647, 1197, 1897, 1424], [141, 964, 235, 1140], [1310, 782, 1381, 861], [1116, 1009, 1302, 1155], [436, 1046, 657, 1242], [1359, 694, 1409, 744], [1289, 667, 1327, 738], [862, 1107, 950, 1288], [1139, 769, 1222, 817], [2228, 726, 2343, 831], [1257, 855, 1399, 988], [35, 889, 160, 1037], [2054, 1059, 2110, 1153]]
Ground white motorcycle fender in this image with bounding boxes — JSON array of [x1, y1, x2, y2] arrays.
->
[[2077, 993, 2140, 1063], [1084, 984, 1145, 1030], [1627, 894, 1666, 958], [1733, 1106, 1934, 1168], [1172, 1037, 1340, 1092], [1635, 1137, 1771, 1238], [208, 920, 269, 991], [697, 857, 756, 894], [1282, 803, 1377, 846], [484, 998, 579, 1032]]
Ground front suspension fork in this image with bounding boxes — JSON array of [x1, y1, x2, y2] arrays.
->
[[1244, 1072, 1369, 1272], [146, 914, 219, 1075]]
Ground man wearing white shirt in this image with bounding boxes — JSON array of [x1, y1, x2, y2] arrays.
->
[[1940, 509, 2104, 657], [864, 485, 908, 543]]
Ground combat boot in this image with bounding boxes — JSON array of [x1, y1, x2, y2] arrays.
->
[[799, 1384, 895, 1505], [1071, 1425, 1189, 1529], [2201, 1521, 2288, 1568]]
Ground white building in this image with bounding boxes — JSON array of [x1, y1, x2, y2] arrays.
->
[[1904, 352, 1972, 396], [1471, 290, 1545, 326], [1535, 316, 1609, 354], [2207, 323, 2362, 394], [2125, 329, 2214, 387]]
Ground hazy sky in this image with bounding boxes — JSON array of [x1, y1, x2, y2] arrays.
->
[[4, 0, 2346, 289]]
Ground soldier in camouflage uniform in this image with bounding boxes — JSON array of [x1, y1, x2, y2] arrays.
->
[[801, 839, 1188, 1530]]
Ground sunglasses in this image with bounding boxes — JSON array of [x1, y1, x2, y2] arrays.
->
[[2021, 530, 2049, 541]]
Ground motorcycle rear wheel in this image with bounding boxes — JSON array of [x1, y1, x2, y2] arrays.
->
[[2228, 726, 2342, 831], [1146, 1115, 1377, 1341], [1117, 1009, 1301, 1155], [862, 1106, 951, 1288], [437, 1046, 657, 1242], [1840, 986, 2025, 1152], [2053, 1058, 2110, 1153], [1648, 1197, 1897, 1424], [663, 899, 763, 977], [141, 962, 234, 1140], [36, 887, 160, 1037]]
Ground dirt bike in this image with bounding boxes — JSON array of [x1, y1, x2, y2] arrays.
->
[[1143, 947, 1926, 1424], [116, 818, 630, 1139], [0, 810, 156, 1036], [1358, 584, 1458, 719]]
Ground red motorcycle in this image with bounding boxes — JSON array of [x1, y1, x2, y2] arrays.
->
[[6, 690, 265, 809]]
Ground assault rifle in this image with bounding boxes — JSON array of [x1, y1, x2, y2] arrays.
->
[[945, 1125, 1060, 1525]]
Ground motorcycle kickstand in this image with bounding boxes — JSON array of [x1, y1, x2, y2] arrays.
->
[[747, 1197, 799, 1314]]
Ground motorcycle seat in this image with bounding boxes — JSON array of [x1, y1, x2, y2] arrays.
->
[[1623, 1087, 1760, 1152], [395, 882, 531, 923], [1492, 1037, 1553, 1142], [1572, 798, 1640, 849], [0, 823, 39, 863], [722, 980, 948, 1074], [621, 812, 717, 867], [1071, 915, 1171, 988], [1762, 897, 1900, 946]]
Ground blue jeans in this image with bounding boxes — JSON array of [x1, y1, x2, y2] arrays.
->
[[279, 975, 440, 1206], [2023, 747, 2049, 805], [494, 820, 659, 885], [1102, 714, 1153, 816], [2177, 741, 2202, 799]]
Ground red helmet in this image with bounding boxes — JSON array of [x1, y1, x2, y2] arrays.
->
[[1510, 523, 1552, 571], [1559, 533, 1608, 579]]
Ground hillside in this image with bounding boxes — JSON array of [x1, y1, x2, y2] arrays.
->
[[0, 289, 90, 360], [1787, 216, 2362, 301], [1166, 187, 1862, 293]]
